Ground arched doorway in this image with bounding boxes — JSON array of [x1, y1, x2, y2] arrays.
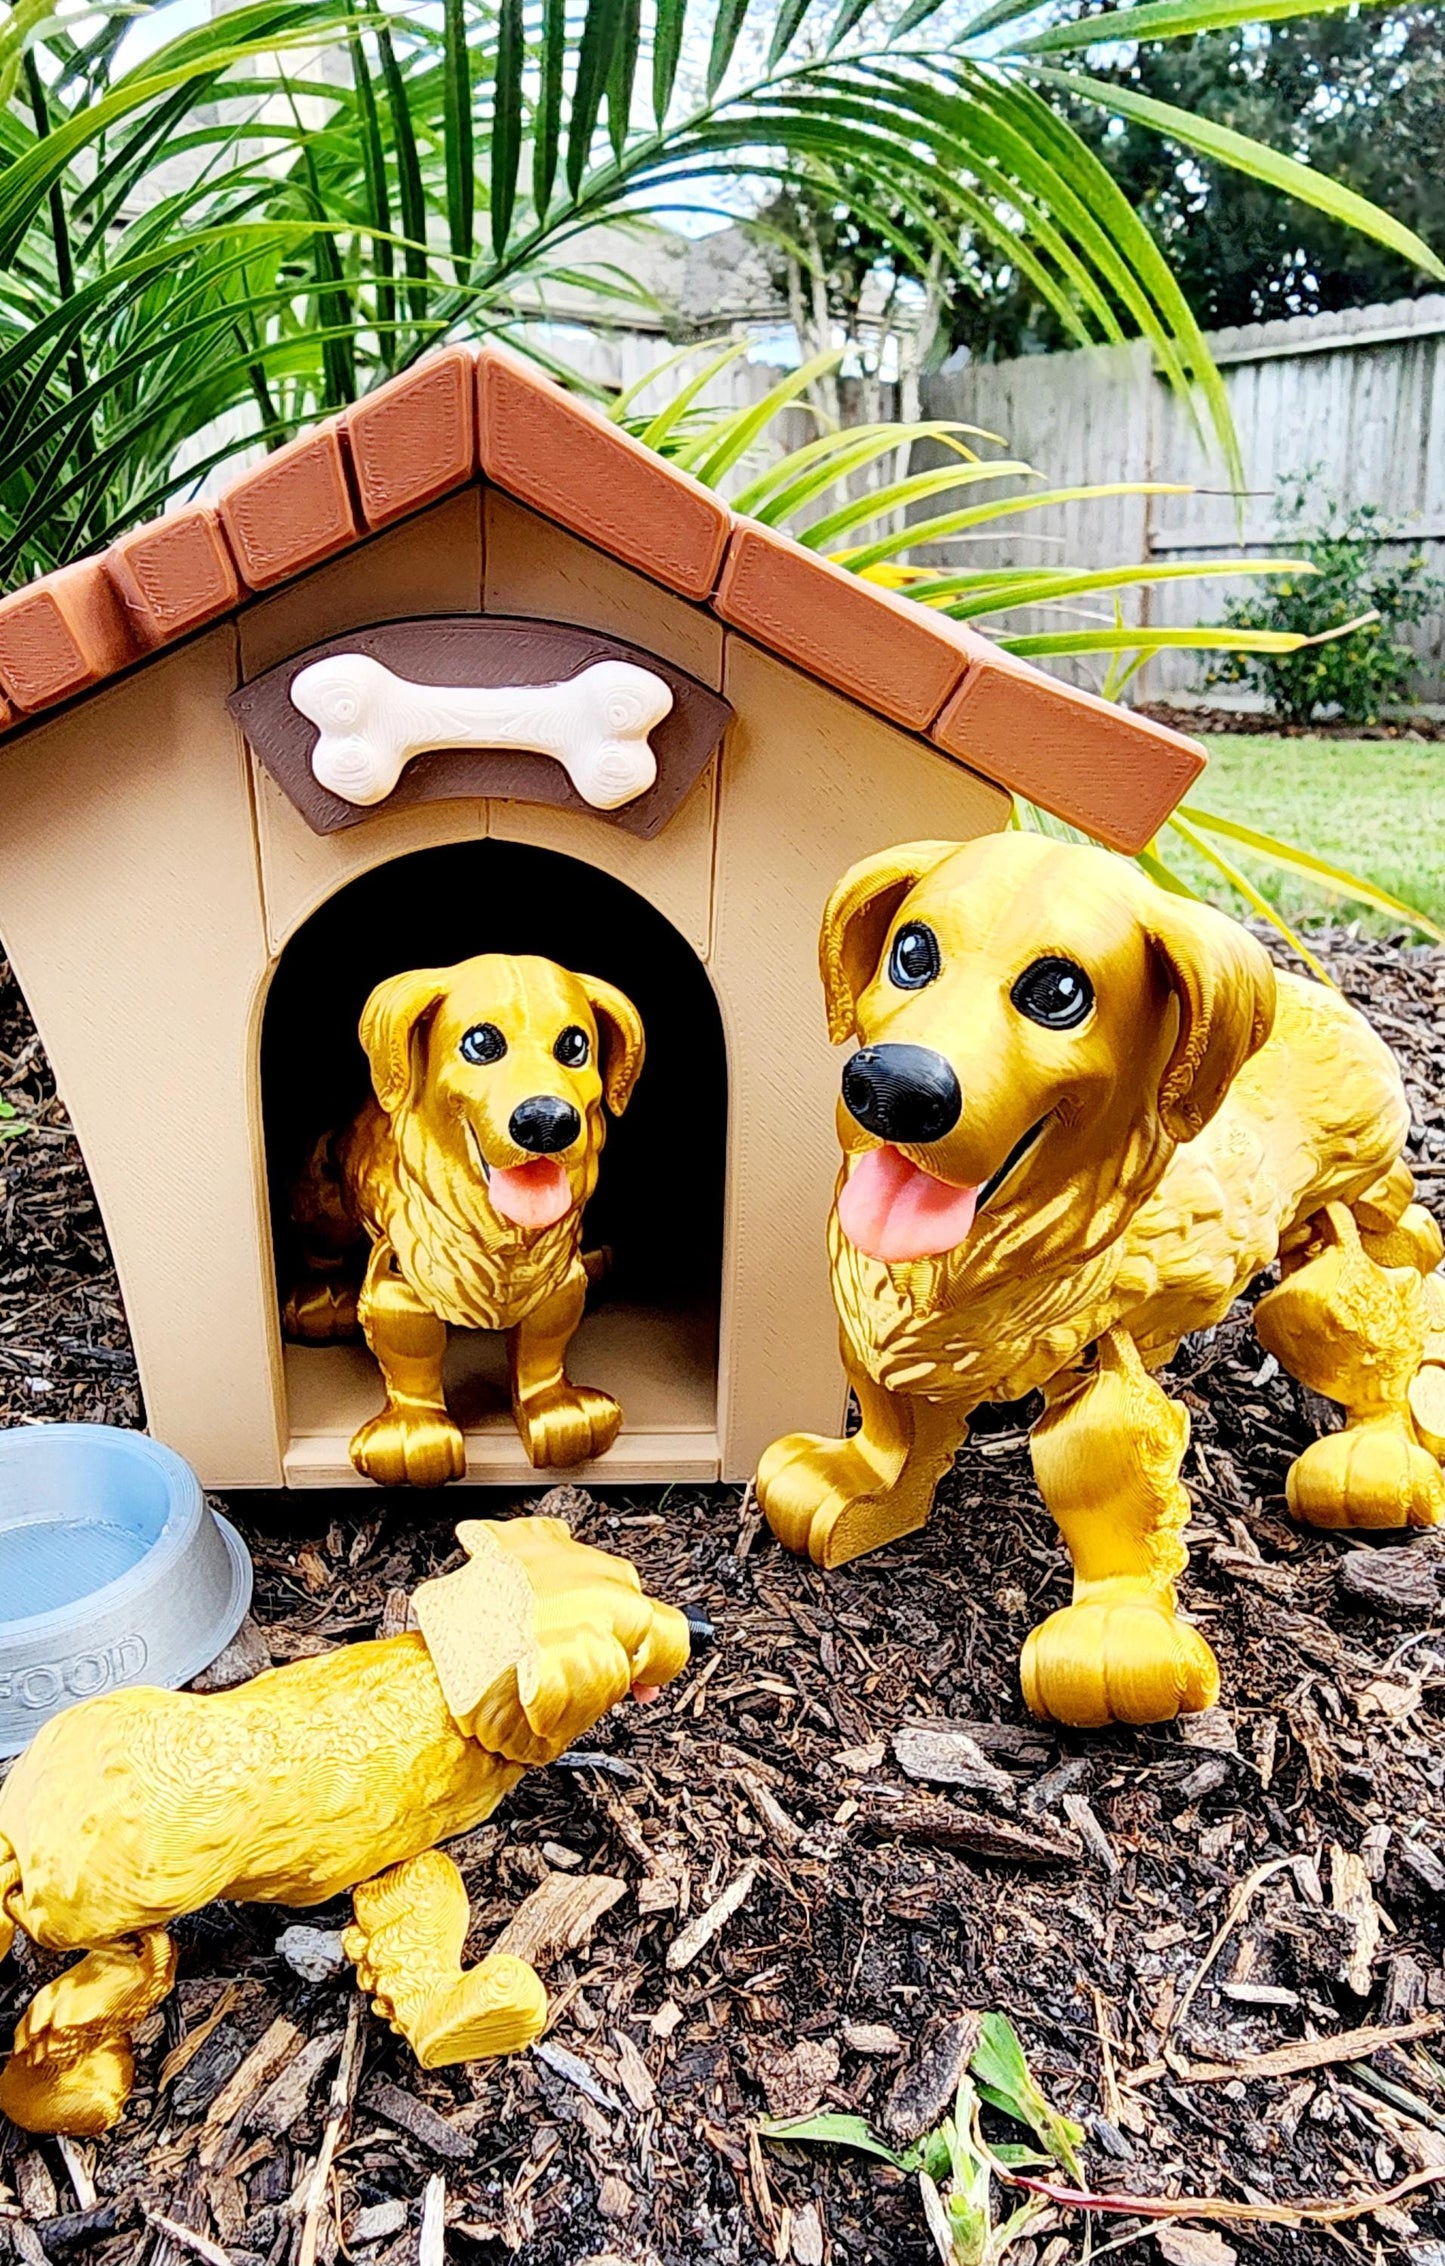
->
[[260, 837, 727, 1481]]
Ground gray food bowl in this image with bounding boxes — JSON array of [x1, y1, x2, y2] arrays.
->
[[0, 1424, 252, 1756]]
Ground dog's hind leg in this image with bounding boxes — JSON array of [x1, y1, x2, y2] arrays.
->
[[1254, 1199, 1445, 1530], [758, 1351, 968, 1569], [1020, 1330, 1220, 1729], [0, 1928, 177, 2136], [510, 1263, 622, 1468], [282, 1130, 365, 1343], [344, 1850, 547, 2070]]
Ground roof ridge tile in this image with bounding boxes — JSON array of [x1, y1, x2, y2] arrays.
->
[[476, 341, 732, 601]]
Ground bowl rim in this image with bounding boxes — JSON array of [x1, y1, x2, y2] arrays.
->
[[0, 1422, 206, 1641]]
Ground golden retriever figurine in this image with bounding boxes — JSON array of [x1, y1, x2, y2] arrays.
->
[[285, 954, 645, 1483], [757, 834, 1445, 1729], [0, 1517, 697, 2136]]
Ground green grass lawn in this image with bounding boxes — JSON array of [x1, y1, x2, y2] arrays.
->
[[1163, 733, 1445, 936]]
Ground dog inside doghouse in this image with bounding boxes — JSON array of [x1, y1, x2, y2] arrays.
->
[[261, 838, 727, 1482]]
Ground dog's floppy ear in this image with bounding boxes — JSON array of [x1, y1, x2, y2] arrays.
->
[[1145, 894, 1277, 1141], [820, 841, 959, 1044], [359, 965, 452, 1116], [576, 974, 646, 1115]]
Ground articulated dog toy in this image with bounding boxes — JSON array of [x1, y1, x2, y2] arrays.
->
[[285, 953, 645, 1483], [0, 1517, 700, 2136], [758, 833, 1445, 1729]]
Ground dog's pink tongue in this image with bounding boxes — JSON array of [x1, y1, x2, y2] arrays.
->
[[488, 1157, 574, 1229], [837, 1144, 978, 1262]]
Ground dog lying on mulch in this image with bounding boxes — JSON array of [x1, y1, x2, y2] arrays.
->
[[0, 1517, 698, 2135]]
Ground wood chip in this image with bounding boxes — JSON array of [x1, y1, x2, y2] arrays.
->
[[533, 2038, 621, 2112], [158, 1985, 242, 2090], [201, 2017, 304, 2144], [188, 1614, 271, 1691], [54, 2137, 96, 2212], [30, 2200, 132, 2253], [488, 1870, 628, 1967], [294, 1996, 366, 2266], [1063, 1792, 1119, 1873], [363, 2078, 473, 2162], [736, 1766, 805, 1848], [144, 2217, 234, 2266], [883, 2012, 981, 2144], [636, 1876, 680, 1914], [666, 1863, 759, 1971], [1337, 1549, 1439, 1614], [891, 1723, 1016, 1801], [250, 2028, 341, 2137], [1174, 2013, 1443, 2083], [791, 2201, 826, 2266], [1155, 2227, 1238, 2266], [755, 2037, 840, 2120], [866, 1790, 1080, 1863], [1330, 1842, 1382, 1995], [419, 2173, 446, 2266], [843, 2021, 904, 2055], [613, 2029, 657, 2113]]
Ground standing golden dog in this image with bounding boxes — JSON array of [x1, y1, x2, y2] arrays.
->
[[285, 954, 644, 1482], [758, 834, 1445, 1729]]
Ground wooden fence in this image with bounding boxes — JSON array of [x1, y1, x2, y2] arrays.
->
[[918, 295, 1445, 705]]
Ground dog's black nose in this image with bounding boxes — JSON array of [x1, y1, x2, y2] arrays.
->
[[841, 1044, 962, 1144], [509, 1095, 582, 1154]]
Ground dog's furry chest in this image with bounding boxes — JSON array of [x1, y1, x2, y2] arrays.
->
[[830, 1212, 1117, 1403], [343, 1107, 577, 1330], [382, 1184, 577, 1330]]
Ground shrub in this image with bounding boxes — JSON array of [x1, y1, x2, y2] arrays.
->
[[1205, 475, 1443, 727]]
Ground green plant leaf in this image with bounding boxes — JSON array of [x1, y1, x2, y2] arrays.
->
[[1040, 67, 1445, 281], [970, 2014, 1085, 2181], [757, 2113, 913, 2168], [706, 0, 752, 98], [534, 0, 566, 211], [1164, 812, 1336, 982], [567, 0, 627, 196], [1177, 804, 1443, 939], [489, 0, 523, 255], [1016, 0, 1386, 56], [652, 0, 687, 120]]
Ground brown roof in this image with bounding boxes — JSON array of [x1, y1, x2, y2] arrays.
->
[[0, 342, 1204, 854]]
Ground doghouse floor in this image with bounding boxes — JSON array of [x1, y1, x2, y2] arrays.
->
[[281, 1299, 720, 1485]]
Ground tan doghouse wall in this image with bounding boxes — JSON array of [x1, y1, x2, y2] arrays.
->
[[0, 491, 1009, 1488]]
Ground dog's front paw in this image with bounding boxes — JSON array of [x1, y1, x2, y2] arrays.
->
[[1021, 1595, 1219, 1729], [1287, 1417, 1445, 1531], [757, 1433, 930, 1567], [350, 1406, 467, 1488], [517, 1386, 622, 1469]]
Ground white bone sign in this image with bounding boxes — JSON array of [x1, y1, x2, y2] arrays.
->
[[288, 652, 674, 811]]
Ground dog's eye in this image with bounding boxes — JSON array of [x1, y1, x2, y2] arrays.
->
[[1011, 957, 1094, 1030], [888, 922, 941, 990], [459, 1023, 507, 1066], [554, 1026, 590, 1069]]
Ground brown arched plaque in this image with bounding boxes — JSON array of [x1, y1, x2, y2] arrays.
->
[[228, 616, 734, 840]]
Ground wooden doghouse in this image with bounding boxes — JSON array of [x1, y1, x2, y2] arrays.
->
[[0, 347, 1205, 1490]]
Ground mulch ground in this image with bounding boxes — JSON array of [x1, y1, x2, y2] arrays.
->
[[2, 931, 1445, 2266]]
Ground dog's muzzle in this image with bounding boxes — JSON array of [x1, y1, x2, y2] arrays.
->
[[509, 1096, 582, 1154], [841, 1045, 962, 1145]]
